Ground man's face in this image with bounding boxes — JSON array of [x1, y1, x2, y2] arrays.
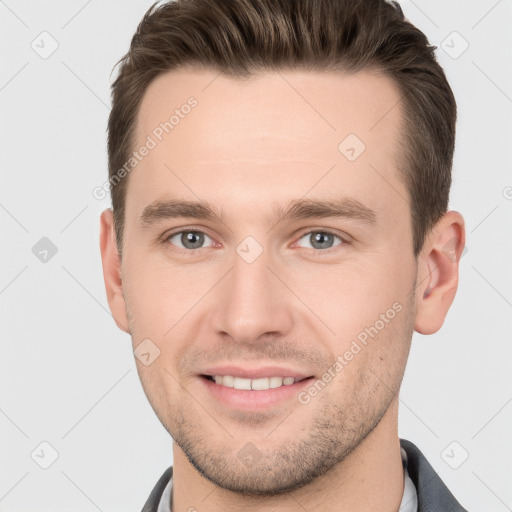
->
[[118, 68, 419, 493]]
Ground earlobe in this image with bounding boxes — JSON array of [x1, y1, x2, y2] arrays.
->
[[414, 211, 466, 335], [99, 209, 131, 334]]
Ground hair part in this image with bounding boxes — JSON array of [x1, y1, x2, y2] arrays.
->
[[107, 0, 456, 257]]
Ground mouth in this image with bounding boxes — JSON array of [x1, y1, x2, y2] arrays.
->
[[197, 365, 316, 410], [201, 374, 310, 390], [198, 370, 316, 411]]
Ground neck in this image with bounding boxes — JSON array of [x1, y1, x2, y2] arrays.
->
[[171, 399, 404, 512]]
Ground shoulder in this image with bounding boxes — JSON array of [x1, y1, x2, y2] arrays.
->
[[141, 466, 173, 512], [400, 438, 470, 512]]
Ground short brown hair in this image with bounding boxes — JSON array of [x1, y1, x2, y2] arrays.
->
[[107, 0, 456, 257]]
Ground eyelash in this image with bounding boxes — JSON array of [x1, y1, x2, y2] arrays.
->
[[160, 227, 348, 254]]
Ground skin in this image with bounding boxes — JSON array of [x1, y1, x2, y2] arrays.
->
[[100, 67, 465, 512]]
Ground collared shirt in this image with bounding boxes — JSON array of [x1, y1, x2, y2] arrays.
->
[[157, 447, 418, 512]]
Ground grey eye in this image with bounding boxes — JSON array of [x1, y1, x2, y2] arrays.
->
[[297, 231, 343, 250], [168, 231, 213, 250]]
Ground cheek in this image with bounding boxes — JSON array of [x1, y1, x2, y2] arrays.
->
[[289, 250, 414, 341], [123, 253, 209, 338]]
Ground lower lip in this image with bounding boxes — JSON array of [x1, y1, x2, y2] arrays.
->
[[199, 376, 314, 411]]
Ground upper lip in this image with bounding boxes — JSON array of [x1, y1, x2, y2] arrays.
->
[[200, 365, 313, 380]]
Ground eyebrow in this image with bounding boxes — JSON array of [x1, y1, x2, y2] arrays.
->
[[139, 197, 377, 228]]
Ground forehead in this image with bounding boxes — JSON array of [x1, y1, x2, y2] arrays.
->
[[127, 67, 408, 228]]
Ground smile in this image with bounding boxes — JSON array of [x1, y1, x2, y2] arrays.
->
[[203, 375, 307, 390]]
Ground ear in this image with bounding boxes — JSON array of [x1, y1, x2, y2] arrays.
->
[[99, 209, 130, 333], [414, 210, 466, 335]]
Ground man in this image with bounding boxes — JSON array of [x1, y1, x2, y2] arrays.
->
[[99, 0, 468, 510]]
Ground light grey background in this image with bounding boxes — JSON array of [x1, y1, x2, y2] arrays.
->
[[1, 1, 511, 511]]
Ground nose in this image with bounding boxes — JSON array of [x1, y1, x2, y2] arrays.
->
[[211, 246, 294, 345]]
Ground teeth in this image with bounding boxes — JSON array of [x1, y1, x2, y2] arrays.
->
[[251, 378, 270, 390], [233, 377, 252, 390], [222, 375, 234, 387], [269, 377, 283, 388], [210, 375, 302, 390]]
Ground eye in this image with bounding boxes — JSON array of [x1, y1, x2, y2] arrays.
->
[[166, 230, 215, 250], [295, 230, 344, 251]]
